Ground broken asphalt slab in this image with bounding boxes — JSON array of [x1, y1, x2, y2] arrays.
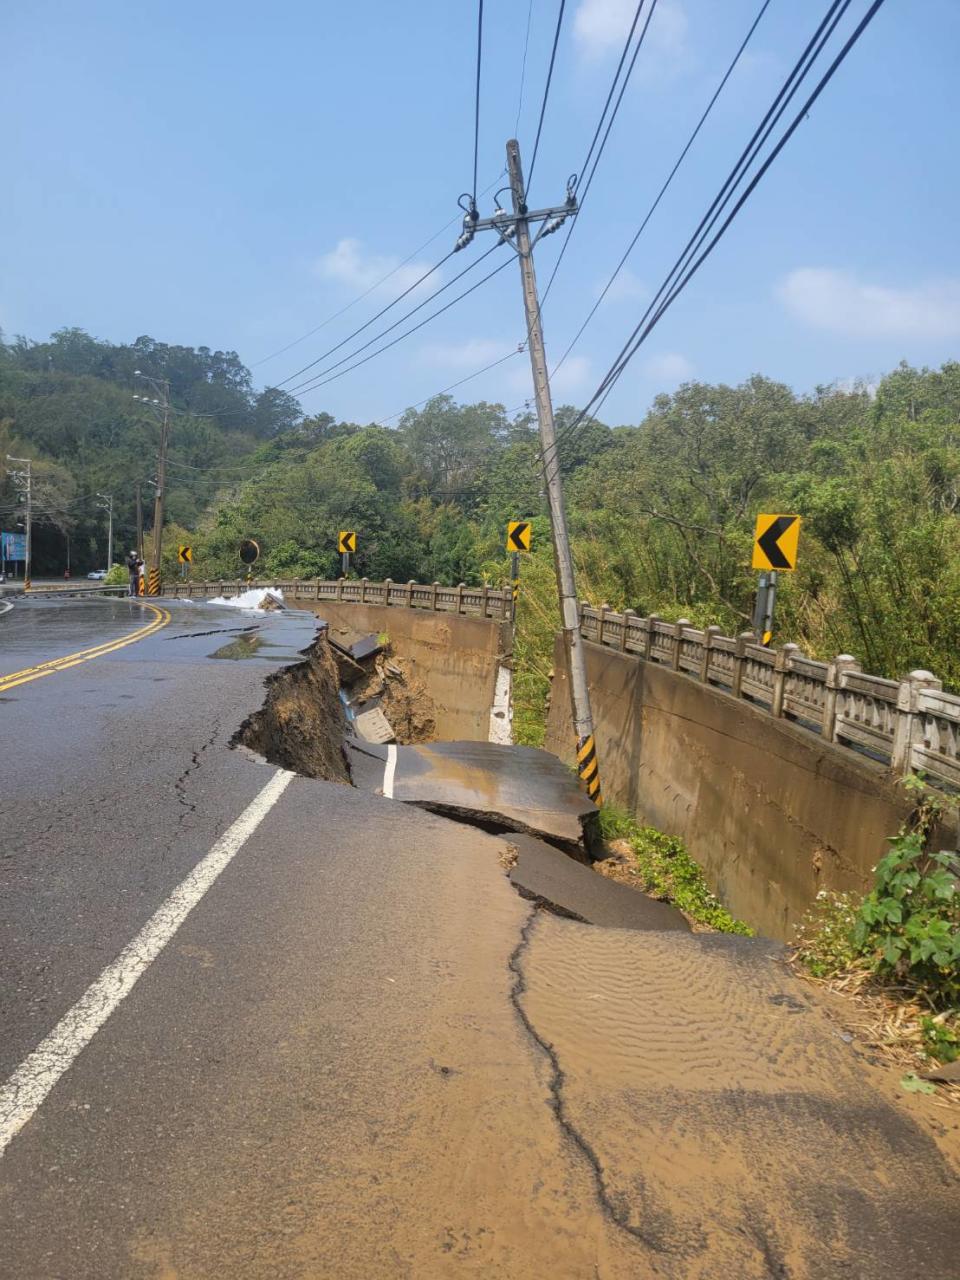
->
[[509, 834, 690, 932], [343, 738, 597, 848]]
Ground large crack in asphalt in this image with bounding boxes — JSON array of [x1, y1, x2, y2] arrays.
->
[[506, 907, 673, 1258]]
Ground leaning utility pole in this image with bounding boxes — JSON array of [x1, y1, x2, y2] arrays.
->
[[6, 455, 32, 590], [96, 491, 114, 572], [463, 140, 601, 805]]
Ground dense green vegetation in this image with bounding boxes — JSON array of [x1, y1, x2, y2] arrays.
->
[[599, 806, 753, 934], [5, 327, 960, 737], [794, 777, 959, 1064]]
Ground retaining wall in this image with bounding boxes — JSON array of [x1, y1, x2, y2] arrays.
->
[[309, 600, 512, 743], [546, 636, 956, 941]]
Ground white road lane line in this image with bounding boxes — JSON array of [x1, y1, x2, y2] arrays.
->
[[384, 743, 398, 799], [0, 767, 296, 1158]]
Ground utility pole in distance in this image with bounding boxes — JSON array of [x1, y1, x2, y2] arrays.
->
[[467, 140, 601, 806], [133, 372, 171, 596], [135, 482, 144, 561], [96, 492, 114, 573], [6, 455, 32, 590]]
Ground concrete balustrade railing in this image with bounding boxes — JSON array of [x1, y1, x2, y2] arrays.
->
[[165, 577, 512, 621], [580, 604, 959, 793]]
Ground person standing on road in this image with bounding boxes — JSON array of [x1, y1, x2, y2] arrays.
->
[[126, 549, 141, 597]]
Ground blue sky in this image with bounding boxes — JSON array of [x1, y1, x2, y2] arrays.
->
[[2, 0, 957, 427]]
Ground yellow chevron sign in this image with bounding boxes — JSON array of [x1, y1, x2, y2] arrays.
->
[[752, 514, 801, 572], [507, 520, 532, 553], [338, 530, 357, 555]]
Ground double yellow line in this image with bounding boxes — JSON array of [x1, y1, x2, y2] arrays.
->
[[0, 603, 170, 694]]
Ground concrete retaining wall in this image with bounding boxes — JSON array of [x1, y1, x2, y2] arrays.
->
[[307, 600, 511, 743], [545, 637, 953, 940]]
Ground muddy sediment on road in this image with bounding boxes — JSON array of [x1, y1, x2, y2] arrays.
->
[[514, 913, 960, 1277], [232, 633, 350, 783]]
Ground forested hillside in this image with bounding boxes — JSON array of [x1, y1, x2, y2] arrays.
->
[[4, 327, 960, 735]]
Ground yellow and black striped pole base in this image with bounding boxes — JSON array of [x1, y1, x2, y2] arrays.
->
[[138, 574, 145, 596], [577, 733, 602, 807], [23, 577, 31, 591], [147, 568, 161, 596]]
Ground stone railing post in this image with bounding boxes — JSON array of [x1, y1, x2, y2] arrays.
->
[[456, 582, 465, 615], [701, 625, 721, 683], [360, 577, 369, 603], [672, 619, 690, 672], [732, 631, 753, 699], [891, 670, 942, 775], [315, 577, 322, 600], [431, 581, 440, 611], [336, 577, 345, 601], [219, 580, 224, 598], [597, 603, 609, 647], [407, 579, 415, 608], [644, 614, 660, 661], [384, 578, 393, 607], [621, 609, 635, 653], [823, 655, 859, 741], [481, 582, 489, 618], [771, 643, 799, 718]]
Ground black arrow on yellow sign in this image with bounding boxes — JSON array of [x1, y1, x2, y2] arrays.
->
[[752, 514, 801, 572], [507, 520, 531, 553], [338, 530, 357, 555]]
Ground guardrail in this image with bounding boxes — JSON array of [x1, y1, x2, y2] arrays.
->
[[165, 577, 512, 621], [22, 583, 129, 598], [580, 604, 960, 793]]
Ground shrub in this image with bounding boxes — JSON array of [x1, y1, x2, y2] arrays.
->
[[600, 807, 753, 935]]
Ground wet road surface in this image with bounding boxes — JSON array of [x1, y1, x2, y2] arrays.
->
[[1, 594, 959, 1278]]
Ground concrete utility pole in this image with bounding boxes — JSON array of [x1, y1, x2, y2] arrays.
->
[[133, 373, 171, 596], [467, 140, 601, 805], [96, 492, 114, 572], [135, 483, 144, 561], [6, 455, 32, 589]]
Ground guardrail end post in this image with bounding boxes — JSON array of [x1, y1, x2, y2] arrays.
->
[[431, 581, 440, 611], [336, 576, 344, 601], [360, 577, 369, 603], [597, 602, 609, 647], [892, 669, 942, 775], [701, 624, 722, 683], [456, 582, 465, 615], [384, 578, 393, 608], [407, 579, 415, 609]]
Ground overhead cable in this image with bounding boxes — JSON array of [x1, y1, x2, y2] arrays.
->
[[526, 0, 566, 194], [544, 0, 886, 473], [284, 241, 505, 396]]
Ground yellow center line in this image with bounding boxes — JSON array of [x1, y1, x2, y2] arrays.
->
[[0, 604, 171, 693]]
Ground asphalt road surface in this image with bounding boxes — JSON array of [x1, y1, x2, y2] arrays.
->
[[0, 594, 958, 1278]]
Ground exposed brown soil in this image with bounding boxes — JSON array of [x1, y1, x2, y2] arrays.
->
[[232, 633, 350, 782], [351, 650, 437, 744]]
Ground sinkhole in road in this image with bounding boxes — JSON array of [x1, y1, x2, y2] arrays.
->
[[230, 630, 690, 933]]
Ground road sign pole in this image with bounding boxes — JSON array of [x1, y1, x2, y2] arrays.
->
[[506, 139, 601, 806], [762, 571, 778, 646], [342, 551, 350, 578], [752, 571, 769, 640], [510, 551, 520, 615]]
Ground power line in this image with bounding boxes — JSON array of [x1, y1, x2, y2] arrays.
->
[[526, 0, 566, 194], [273, 249, 457, 389], [281, 241, 504, 395], [288, 254, 514, 400], [377, 345, 526, 426], [550, 0, 773, 383], [536, 0, 659, 311], [250, 177, 502, 371], [514, 0, 535, 138], [545, 0, 883, 471], [473, 0, 484, 204]]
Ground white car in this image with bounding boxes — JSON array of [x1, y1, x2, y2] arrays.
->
[[87, 569, 108, 580]]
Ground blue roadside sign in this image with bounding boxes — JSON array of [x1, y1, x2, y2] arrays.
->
[[2, 532, 27, 560]]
